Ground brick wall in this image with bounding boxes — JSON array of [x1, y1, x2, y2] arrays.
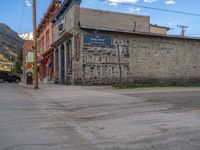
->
[[37, 23, 53, 53]]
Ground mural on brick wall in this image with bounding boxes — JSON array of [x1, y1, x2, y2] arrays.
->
[[82, 34, 130, 83]]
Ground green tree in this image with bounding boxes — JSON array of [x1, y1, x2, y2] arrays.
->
[[13, 50, 23, 74]]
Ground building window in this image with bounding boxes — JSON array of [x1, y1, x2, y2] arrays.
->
[[46, 30, 50, 49], [41, 36, 44, 52], [58, 17, 65, 35], [37, 40, 41, 52]]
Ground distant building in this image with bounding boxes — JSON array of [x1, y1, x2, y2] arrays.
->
[[0, 54, 13, 71], [150, 24, 170, 35], [51, 0, 200, 85], [22, 40, 34, 78], [37, 0, 61, 82]]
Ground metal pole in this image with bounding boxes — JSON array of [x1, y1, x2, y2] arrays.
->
[[33, 0, 38, 89]]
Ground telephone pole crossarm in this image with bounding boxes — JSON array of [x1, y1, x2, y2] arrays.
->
[[177, 25, 188, 36]]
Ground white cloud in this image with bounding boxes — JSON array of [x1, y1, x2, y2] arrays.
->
[[165, 0, 176, 4], [135, 8, 141, 11], [107, 0, 140, 3], [25, 0, 32, 7], [144, 0, 157, 3], [168, 22, 173, 26], [128, 7, 141, 13], [106, 0, 140, 5], [106, 0, 157, 5], [109, 2, 118, 6]]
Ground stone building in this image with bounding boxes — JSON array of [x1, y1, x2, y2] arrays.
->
[[52, 0, 200, 85], [37, 0, 61, 82], [150, 24, 170, 35]]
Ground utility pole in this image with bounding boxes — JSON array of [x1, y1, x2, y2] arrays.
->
[[33, 0, 38, 89], [177, 25, 188, 36]]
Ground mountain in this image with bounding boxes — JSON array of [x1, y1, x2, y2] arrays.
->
[[18, 32, 33, 40], [0, 23, 23, 70]]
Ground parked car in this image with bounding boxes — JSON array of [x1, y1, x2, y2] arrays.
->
[[0, 71, 21, 83]]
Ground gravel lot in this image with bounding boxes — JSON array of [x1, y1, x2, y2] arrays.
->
[[0, 83, 200, 150]]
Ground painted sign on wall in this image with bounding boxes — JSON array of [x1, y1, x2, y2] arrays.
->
[[26, 52, 34, 63], [83, 34, 112, 46]]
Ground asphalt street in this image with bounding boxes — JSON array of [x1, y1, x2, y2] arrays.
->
[[0, 83, 200, 150]]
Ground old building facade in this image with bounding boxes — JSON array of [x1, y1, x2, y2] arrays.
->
[[52, 0, 200, 85], [22, 40, 34, 78], [52, 0, 81, 84], [37, 0, 60, 82], [150, 24, 170, 35]]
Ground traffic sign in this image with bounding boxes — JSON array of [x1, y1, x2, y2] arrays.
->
[[26, 63, 33, 69]]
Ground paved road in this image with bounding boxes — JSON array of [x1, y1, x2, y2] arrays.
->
[[0, 83, 200, 150]]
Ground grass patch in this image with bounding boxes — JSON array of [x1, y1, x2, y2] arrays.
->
[[112, 83, 200, 89]]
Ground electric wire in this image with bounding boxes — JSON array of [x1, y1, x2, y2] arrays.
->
[[19, 0, 26, 32], [98, 0, 200, 17]]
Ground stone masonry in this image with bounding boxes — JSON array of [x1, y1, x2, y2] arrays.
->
[[52, 0, 200, 85], [73, 29, 200, 84]]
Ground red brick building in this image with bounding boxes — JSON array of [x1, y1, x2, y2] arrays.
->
[[37, 0, 61, 82], [22, 40, 34, 78]]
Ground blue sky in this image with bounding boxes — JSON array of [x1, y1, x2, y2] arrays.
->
[[0, 0, 200, 37]]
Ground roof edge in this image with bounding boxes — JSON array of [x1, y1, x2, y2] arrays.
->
[[80, 25, 200, 41]]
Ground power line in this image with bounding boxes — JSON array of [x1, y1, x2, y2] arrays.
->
[[19, 0, 26, 32], [98, 0, 200, 17], [188, 33, 200, 35]]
